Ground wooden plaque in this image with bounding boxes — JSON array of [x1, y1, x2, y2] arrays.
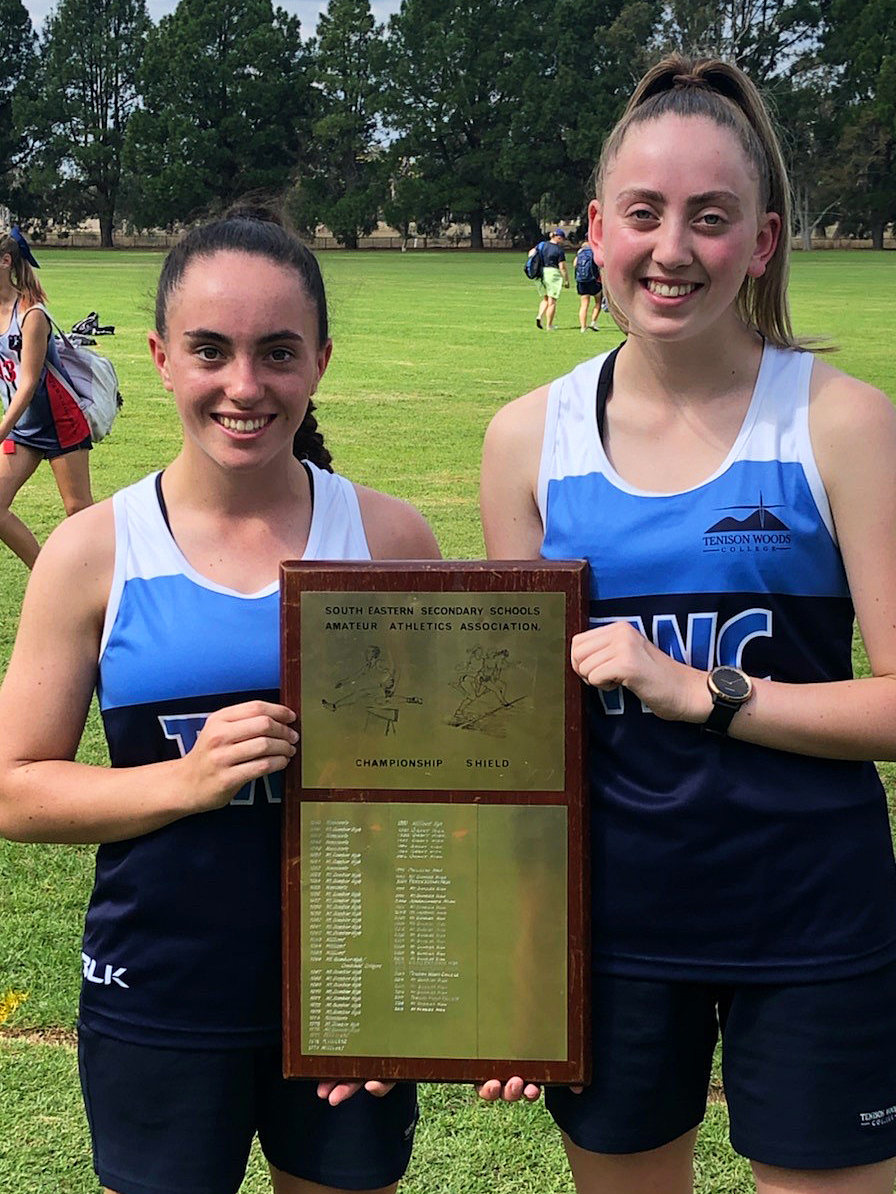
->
[[281, 560, 590, 1084]]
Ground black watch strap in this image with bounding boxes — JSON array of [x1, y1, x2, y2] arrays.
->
[[703, 701, 740, 736]]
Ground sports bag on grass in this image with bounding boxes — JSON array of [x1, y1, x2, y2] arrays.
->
[[524, 241, 545, 280], [45, 317, 122, 443]]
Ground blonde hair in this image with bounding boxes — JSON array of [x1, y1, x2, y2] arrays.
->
[[595, 54, 797, 349], [0, 231, 47, 308]]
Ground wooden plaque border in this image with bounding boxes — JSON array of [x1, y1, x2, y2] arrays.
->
[[281, 560, 590, 1084]]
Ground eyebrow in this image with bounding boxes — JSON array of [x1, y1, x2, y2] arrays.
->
[[182, 329, 305, 344], [616, 188, 743, 209]]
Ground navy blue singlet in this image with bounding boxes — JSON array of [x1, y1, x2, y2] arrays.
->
[[81, 465, 370, 1047], [539, 346, 896, 983]]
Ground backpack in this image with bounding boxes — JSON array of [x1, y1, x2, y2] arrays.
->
[[44, 319, 122, 443], [574, 245, 598, 283], [71, 311, 116, 336], [524, 241, 545, 280]]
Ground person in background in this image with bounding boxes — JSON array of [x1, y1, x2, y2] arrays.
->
[[0, 226, 93, 568], [574, 240, 602, 332], [531, 229, 570, 330]]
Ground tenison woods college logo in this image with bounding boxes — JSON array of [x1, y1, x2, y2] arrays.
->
[[703, 492, 791, 554]]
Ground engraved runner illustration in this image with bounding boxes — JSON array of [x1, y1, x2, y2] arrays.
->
[[322, 645, 421, 735], [449, 647, 525, 734]]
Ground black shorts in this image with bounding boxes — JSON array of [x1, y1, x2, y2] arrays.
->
[[576, 280, 602, 296], [545, 963, 896, 1169], [9, 431, 91, 460], [78, 1023, 418, 1194]]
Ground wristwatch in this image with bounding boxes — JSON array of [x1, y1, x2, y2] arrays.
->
[[703, 666, 753, 736]]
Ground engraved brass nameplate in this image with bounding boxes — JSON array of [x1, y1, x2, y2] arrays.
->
[[300, 590, 565, 791], [300, 802, 568, 1060]]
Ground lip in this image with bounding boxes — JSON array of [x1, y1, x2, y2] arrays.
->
[[211, 413, 276, 436], [641, 278, 703, 301]]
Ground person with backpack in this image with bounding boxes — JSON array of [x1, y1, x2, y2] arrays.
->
[[529, 229, 570, 330], [0, 226, 93, 568], [574, 239, 602, 332]]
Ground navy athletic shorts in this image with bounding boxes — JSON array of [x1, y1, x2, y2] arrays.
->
[[78, 1023, 419, 1194], [9, 430, 91, 459], [545, 963, 896, 1169], [576, 280, 602, 296]]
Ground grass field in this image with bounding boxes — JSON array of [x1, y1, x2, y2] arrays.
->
[[1, 248, 894, 1193]]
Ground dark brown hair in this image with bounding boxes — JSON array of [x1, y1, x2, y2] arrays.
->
[[155, 206, 333, 470]]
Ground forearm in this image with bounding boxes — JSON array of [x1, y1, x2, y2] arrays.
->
[[680, 667, 896, 760], [573, 622, 896, 762], [0, 757, 197, 844]]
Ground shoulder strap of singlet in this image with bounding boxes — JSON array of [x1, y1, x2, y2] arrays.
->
[[595, 344, 623, 443]]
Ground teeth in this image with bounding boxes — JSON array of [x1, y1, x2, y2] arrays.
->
[[647, 281, 698, 297], [218, 416, 268, 432]]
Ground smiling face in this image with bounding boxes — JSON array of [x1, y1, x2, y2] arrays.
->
[[148, 249, 332, 472], [589, 113, 780, 345]]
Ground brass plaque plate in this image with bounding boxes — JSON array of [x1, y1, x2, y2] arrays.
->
[[300, 801, 568, 1060], [300, 590, 566, 791]]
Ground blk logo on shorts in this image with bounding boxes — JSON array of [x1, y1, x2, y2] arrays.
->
[[82, 951, 129, 988]]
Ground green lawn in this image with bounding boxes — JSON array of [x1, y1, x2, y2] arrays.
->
[[0, 248, 894, 1193]]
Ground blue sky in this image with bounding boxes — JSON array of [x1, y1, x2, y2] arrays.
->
[[23, 0, 401, 36]]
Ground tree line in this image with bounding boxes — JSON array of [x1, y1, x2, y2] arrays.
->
[[1, 0, 893, 249]]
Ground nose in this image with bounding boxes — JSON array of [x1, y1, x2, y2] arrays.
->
[[651, 217, 693, 272], [223, 354, 263, 403]]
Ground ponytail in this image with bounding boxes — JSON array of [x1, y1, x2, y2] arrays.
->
[[293, 400, 333, 472]]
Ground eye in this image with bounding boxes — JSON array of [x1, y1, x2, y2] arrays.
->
[[629, 207, 657, 222], [196, 345, 221, 361], [696, 212, 725, 228], [269, 347, 296, 362]]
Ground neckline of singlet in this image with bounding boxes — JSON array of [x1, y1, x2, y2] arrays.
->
[[1, 299, 52, 339], [0, 299, 18, 339], [150, 462, 316, 599], [592, 342, 770, 498], [153, 461, 315, 536]]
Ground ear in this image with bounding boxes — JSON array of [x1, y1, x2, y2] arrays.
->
[[747, 211, 781, 278], [147, 330, 174, 392], [587, 199, 605, 267], [311, 338, 333, 396]]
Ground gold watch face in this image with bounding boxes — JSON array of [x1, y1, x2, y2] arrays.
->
[[709, 666, 752, 703]]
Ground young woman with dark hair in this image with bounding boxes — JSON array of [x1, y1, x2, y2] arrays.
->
[[0, 208, 439, 1194]]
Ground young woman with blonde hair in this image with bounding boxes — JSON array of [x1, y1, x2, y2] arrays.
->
[[480, 54, 896, 1194]]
